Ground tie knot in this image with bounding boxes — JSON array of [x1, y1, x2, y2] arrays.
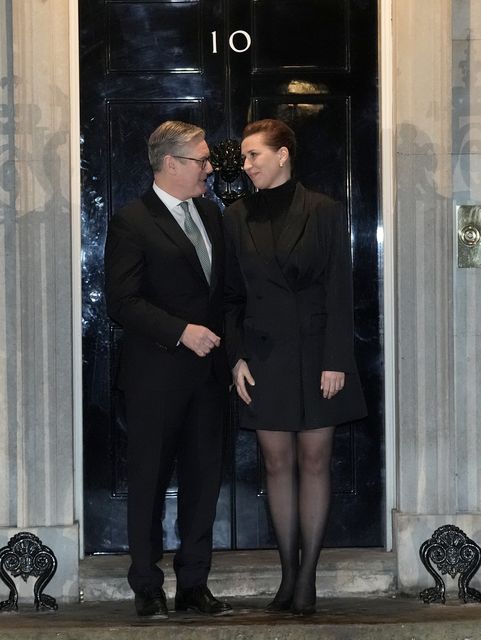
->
[[179, 201, 190, 215]]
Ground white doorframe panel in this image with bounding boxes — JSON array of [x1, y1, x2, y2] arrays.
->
[[70, 0, 84, 558], [379, 0, 396, 551]]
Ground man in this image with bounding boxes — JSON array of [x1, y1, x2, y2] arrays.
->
[[104, 121, 232, 618]]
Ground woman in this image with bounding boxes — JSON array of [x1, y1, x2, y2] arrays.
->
[[223, 119, 367, 615]]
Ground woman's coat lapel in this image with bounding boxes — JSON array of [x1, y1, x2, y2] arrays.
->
[[245, 182, 310, 288]]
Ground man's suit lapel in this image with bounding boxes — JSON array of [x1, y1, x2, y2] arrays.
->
[[142, 188, 209, 288]]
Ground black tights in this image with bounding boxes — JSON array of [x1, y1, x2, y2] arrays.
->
[[257, 427, 335, 609]]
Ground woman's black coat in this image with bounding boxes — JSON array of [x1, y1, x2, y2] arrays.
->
[[223, 182, 367, 430]]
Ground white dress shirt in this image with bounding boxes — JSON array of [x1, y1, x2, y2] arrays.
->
[[152, 182, 212, 263]]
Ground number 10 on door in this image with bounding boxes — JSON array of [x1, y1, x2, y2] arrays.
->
[[211, 30, 252, 53]]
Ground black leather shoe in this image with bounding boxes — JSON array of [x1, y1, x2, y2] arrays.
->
[[175, 585, 233, 616], [134, 588, 168, 618]]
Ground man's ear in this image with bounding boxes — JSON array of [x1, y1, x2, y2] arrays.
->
[[164, 155, 177, 174]]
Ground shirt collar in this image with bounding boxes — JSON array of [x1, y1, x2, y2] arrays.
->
[[152, 181, 193, 211]]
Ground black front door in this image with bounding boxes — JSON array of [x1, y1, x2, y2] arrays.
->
[[80, 0, 382, 554]]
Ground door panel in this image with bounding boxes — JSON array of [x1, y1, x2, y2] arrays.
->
[[107, 2, 202, 73], [80, 0, 382, 554], [251, 0, 348, 71]]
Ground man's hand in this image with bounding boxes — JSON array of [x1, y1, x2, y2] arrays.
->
[[180, 324, 220, 357], [320, 371, 345, 399], [233, 359, 255, 405]]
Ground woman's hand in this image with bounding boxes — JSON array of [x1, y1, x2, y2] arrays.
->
[[320, 371, 345, 399], [233, 359, 255, 405]]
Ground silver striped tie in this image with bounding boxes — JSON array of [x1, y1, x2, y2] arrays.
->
[[179, 201, 211, 284]]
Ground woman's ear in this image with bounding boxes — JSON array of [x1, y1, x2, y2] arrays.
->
[[278, 146, 289, 167]]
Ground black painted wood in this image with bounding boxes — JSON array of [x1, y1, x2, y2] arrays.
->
[[80, 0, 382, 554]]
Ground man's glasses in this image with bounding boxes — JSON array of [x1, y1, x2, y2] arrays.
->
[[172, 155, 211, 170]]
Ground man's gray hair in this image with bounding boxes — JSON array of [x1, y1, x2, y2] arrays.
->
[[148, 121, 205, 171]]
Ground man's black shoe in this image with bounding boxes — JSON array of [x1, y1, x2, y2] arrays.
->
[[134, 588, 169, 618], [175, 585, 233, 616]]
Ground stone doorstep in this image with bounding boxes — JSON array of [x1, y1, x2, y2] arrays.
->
[[4, 598, 481, 640], [80, 548, 397, 602]]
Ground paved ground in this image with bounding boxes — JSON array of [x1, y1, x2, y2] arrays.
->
[[2, 596, 481, 639]]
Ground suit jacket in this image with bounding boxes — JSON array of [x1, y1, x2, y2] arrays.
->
[[223, 182, 367, 429], [104, 187, 229, 390]]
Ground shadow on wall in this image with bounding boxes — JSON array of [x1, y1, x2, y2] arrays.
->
[[396, 121, 454, 512], [0, 77, 73, 522]]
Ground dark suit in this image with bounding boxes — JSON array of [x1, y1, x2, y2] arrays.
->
[[104, 187, 229, 592], [224, 182, 366, 430]]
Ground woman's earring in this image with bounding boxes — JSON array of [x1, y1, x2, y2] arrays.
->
[[279, 162, 284, 167]]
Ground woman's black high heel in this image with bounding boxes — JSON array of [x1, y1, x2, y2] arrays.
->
[[265, 597, 293, 612], [291, 581, 317, 615], [291, 601, 316, 616]]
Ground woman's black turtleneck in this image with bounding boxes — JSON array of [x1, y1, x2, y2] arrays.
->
[[257, 179, 296, 246]]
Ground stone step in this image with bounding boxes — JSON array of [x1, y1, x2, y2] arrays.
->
[[2, 597, 481, 640], [80, 549, 396, 601]]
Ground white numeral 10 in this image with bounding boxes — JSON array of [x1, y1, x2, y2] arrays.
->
[[211, 30, 252, 54]]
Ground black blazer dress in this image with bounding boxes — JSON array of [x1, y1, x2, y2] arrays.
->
[[223, 181, 367, 431]]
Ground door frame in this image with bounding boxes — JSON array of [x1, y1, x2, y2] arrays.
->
[[70, 0, 397, 556], [379, 0, 396, 552], [70, 0, 83, 557]]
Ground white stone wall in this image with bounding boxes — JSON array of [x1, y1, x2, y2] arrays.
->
[[452, 0, 481, 514], [0, 0, 16, 528], [0, 0, 78, 602], [11, 0, 74, 528], [394, 0, 481, 592], [395, 0, 455, 518]]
